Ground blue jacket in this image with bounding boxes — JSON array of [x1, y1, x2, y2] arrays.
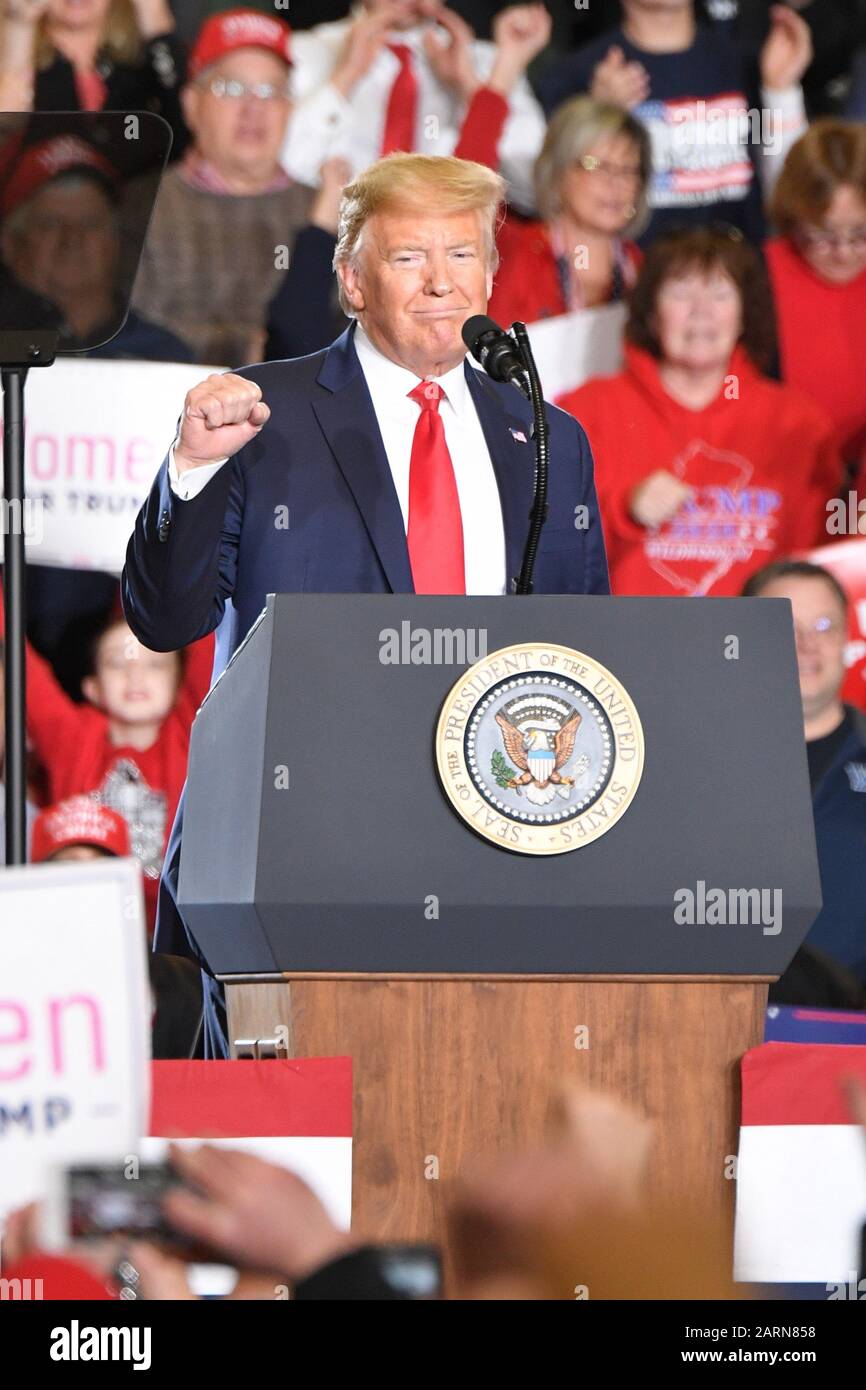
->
[[807, 707, 866, 982], [122, 326, 610, 967]]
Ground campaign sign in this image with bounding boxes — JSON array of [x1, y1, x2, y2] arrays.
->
[[0, 858, 150, 1223], [0, 358, 220, 576]]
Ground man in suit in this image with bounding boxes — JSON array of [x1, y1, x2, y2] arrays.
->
[[123, 151, 610, 1057]]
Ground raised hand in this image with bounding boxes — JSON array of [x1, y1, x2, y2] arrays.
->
[[0, 0, 51, 24], [310, 156, 353, 235], [127, 0, 176, 40], [760, 4, 812, 91], [162, 1143, 354, 1281], [487, 3, 552, 97], [174, 374, 271, 474], [331, 3, 405, 98], [589, 45, 650, 111], [423, 7, 479, 104]]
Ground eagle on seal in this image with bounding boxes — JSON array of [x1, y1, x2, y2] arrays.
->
[[494, 710, 582, 806]]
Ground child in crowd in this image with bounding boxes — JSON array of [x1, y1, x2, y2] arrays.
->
[[0, 595, 212, 925]]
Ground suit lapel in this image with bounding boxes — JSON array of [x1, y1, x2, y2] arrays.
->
[[311, 333, 534, 595], [465, 365, 535, 593], [312, 327, 414, 594]]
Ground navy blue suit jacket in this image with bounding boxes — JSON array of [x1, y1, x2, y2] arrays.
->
[[122, 325, 610, 965]]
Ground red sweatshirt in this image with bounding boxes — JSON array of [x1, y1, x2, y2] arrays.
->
[[489, 215, 641, 328], [558, 345, 840, 597], [766, 236, 866, 464], [0, 601, 212, 915]]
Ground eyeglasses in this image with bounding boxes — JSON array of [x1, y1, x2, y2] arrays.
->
[[798, 226, 866, 253], [198, 77, 291, 102], [793, 616, 845, 641], [576, 154, 642, 183]]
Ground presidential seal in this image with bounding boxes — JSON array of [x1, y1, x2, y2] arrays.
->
[[435, 642, 644, 855]]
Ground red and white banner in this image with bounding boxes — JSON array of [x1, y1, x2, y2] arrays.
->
[[145, 1055, 352, 1219], [734, 1043, 866, 1286]]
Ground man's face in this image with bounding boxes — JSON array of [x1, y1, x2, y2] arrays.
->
[[758, 576, 847, 719], [82, 622, 181, 728], [1, 179, 118, 307], [363, 0, 442, 32], [339, 205, 492, 377], [182, 49, 292, 184]]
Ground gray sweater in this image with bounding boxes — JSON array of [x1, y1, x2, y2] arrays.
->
[[132, 167, 316, 368]]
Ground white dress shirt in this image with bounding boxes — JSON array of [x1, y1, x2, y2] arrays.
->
[[282, 17, 546, 214], [168, 324, 508, 595]]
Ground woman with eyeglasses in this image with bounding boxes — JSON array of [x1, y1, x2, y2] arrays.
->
[[0, 0, 186, 152], [557, 227, 841, 599], [483, 96, 651, 327], [765, 119, 866, 469]]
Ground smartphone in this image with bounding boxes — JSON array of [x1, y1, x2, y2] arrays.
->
[[40, 1161, 193, 1251]]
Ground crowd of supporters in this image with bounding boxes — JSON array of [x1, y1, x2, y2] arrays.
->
[[0, 0, 865, 1055]]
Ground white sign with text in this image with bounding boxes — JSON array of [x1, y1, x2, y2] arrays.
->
[[0, 857, 151, 1224], [0, 358, 216, 575]]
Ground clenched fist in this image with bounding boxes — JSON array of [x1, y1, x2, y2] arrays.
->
[[174, 373, 271, 475]]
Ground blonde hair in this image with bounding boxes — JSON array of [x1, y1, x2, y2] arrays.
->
[[333, 152, 506, 316], [34, 0, 143, 70], [535, 96, 652, 235]]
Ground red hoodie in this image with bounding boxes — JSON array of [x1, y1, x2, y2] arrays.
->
[[765, 236, 866, 464], [558, 345, 840, 597]]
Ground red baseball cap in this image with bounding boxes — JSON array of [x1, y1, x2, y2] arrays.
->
[[31, 796, 131, 864], [0, 134, 116, 218], [0, 1253, 114, 1300], [188, 7, 293, 80]]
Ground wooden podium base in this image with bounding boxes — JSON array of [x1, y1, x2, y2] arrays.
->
[[225, 975, 767, 1248]]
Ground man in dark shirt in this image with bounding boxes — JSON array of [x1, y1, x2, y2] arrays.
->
[[745, 559, 866, 989]]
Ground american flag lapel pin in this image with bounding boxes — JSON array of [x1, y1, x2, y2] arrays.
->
[[509, 427, 528, 443]]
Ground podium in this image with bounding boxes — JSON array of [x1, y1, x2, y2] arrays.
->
[[179, 594, 820, 1245]]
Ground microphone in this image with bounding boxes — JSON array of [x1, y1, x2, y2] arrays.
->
[[464, 315, 551, 595], [462, 315, 527, 389]]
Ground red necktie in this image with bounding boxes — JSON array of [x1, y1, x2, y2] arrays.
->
[[381, 43, 418, 156], [407, 381, 466, 595]]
